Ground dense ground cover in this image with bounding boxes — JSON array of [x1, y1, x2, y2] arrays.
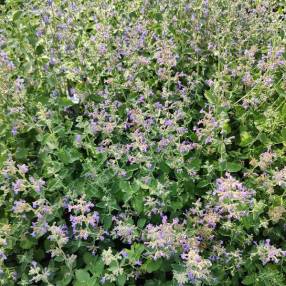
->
[[0, 0, 286, 285]]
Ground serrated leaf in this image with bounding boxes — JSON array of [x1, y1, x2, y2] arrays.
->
[[242, 274, 256, 286], [20, 238, 36, 250], [15, 148, 28, 160], [83, 252, 97, 266], [240, 131, 253, 147], [58, 148, 81, 164], [143, 259, 162, 273], [226, 162, 242, 172], [58, 97, 74, 107], [102, 215, 113, 229], [132, 195, 144, 213], [137, 218, 146, 228], [117, 274, 126, 286], [189, 158, 201, 171], [90, 259, 104, 277], [75, 269, 90, 283]]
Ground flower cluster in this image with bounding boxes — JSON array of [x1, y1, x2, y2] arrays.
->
[[254, 239, 286, 265], [213, 173, 255, 219], [273, 167, 286, 188], [28, 261, 51, 284], [257, 150, 276, 170], [181, 247, 212, 284], [111, 214, 138, 244], [48, 224, 69, 247], [66, 196, 100, 240], [1, 0, 286, 285], [31, 199, 53, 237], [144, 216, 184, 260]]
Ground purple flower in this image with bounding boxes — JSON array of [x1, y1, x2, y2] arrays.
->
[[119, 170, 127, 177], [69, 215, 79, 230], [17, 164, 29, 174], [162, 215, 168, 224], [98, 43, 107, 55], [242, 72, 254, 86], [88, 212, 100, 227], [31, 261, 37, 267], [11, 272, 17, 281], [121, 250, 128, 258], [188, 271, 195, 282], [205, 79, 214, 86], [15, 78, 24, 92], [275, 48, 284, 58], [135, 260, 142, 266], [36, 29, 44, 37], [182, 243, 190, 253], [11, 126, 18, 136], [155, 102, 163, 109], [35, 179, 45, 192], [0, 251, 7, 261], [75, 134, 82, 144], [205, 136, 212, 144], [42, 15, 50, 25], [70, 2, 77, 10], [164, 119, 173, 127], [12, 199, 28, 213], [12, 179, 24, 194], [178, 141, 196, 153], [31, 221, 48, 237], [264, 77, 273, 87], [137, 96, 145, 103], [49, 57, 56, 66], [51, 90, 58, 97], [176, 127, 188, 134], [57, 33, 64, 41], [30, 177, 45, 192]]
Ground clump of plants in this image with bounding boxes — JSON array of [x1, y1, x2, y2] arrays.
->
[[0, 0, 286, 285]]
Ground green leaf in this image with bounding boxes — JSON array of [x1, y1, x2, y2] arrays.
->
[[226, 162, 242, 172], [83, 252, 97, 266], [132, 195, 144, 213], [75, 269, 90, 283], [20, 238, 36, 250], [240, 131, 253, 147], [143, 259, 162, 273], [44, 134, 59, 150], [189, 158, 201, 171], [119, 180, 134, 201], [196, 179, 210, 188], [58, 148, 81, 164], [135, 179, 150, 190], [117, 274, 126, 286], [241, 215, 255, 230], [242, 274, 256, 285], [57, 275, 73, 286], [91, 259, 104, 277], [12, 10, 22, 21], [205, 90, 217, 104], [281, 128, 286, 142], [48, 177, 64, 191], [258, 133, 273, 146], [58, 97, 74, 107], [137, 218, 146, 228], [102, 215, 112, 229], [282, 103, 286, 119], [15, 148, 28, 160], [23, 61, 33, 74]]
